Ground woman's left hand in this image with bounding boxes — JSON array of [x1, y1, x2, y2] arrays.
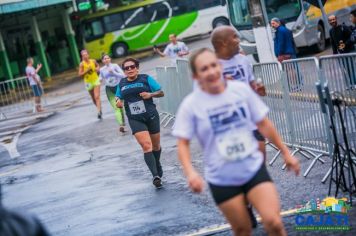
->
[[140, 92, 152, 100]]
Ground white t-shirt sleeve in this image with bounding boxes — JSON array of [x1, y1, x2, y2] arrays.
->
[[163, 44, 171, 56], [99, 68, 104, 81], [113, 64, 125, 78], [244, 84, 269, 123], [172, 96, 196, 140], [229, 81, 268, 123], [26, 67, 35, 77], [181, 42, 189, 52], [246, 59, 255, 82]]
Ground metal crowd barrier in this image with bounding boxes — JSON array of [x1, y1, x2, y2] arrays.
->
[[253, 59, 331, 177], [0, 76, 46, 120], [282, 58, 333, 176], [320, 53, 356, 151], [319, 53, 356, 183], [156, 59, 193, 127]]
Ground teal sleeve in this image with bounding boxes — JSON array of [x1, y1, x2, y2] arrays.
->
[[115, 85, 122, 99], [147, 76, 161, 92]]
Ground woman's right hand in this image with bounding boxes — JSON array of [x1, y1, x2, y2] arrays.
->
[[116, 99, 123, 108], [187, 171, 204, 193]]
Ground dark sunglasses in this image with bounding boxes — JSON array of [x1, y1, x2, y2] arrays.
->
[[124, 65, 137, 71]]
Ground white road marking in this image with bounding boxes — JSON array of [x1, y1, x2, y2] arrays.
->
[[185, 208, 298, 236], [0, 126, 31, 158]]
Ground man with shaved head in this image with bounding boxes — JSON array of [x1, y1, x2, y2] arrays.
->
[[211, 25, 267, 229], [328, 15, 353, 54]]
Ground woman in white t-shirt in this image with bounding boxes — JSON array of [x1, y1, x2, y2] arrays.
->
[[172, 48, 300, 235], [99, 54, 126, 133]]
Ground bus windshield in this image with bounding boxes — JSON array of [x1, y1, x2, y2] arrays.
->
[[228, 0, 302, 30]]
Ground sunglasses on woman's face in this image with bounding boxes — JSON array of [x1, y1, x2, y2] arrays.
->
[[124, 65, 137, 71]]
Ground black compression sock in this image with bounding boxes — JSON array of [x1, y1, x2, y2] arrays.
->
[[153, 149, 163, 177], [144, 152, 158, 177]]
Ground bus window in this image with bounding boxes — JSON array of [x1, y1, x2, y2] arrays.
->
[[228, 0, 301, 29], [228, 0, 251, 29], [266, 0, 301, 20], [122, 8, 149, 28], [104, 13, 124, 32], [171, 0, 197, 15], [196, 0, 222, 10], [145, 2, 170, 22], [84, 20, 105, 41]]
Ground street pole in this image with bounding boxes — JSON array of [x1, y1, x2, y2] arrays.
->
[[247, 0, 276, 63], [318, 0, 330, 35]]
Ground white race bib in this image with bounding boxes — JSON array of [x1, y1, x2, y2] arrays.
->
[[107, 77, 115, 84], [129, 100, 146, 115], [216, 129, 257, 161]]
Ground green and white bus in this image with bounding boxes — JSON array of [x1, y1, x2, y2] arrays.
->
[[81, 0, 230, 59]]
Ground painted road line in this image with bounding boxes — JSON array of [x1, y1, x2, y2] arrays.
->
[[0, 167, 23, 178], [185, 208, 298, 236]]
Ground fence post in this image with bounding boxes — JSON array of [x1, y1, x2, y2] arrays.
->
[[280, 70, 297, 145]]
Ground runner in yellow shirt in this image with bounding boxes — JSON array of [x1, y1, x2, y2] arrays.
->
[[78, 49, 102, 119]]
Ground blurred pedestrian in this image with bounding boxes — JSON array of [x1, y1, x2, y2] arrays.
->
[[26, 57, 43, 112], [99, 54, 127, 134], [328, 15, 353, 54], [0, 185, 50, 236], [211, 25, 268, 228], [271, 18, 296, 62], [173, 48, 300, 235], [153, 34, 189, 64], [116, 58, 165, 188], [350, 10, 356, 49], [78, 49, 102, 119]]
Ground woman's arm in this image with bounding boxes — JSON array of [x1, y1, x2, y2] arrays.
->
[[94, 60, 100, 73], [112, 64, 126, 78], [177, 139, 204, 193], [151, 90, 164, 98], [35, 64, 42, 74], [115, 97, 123, 108], [78, 63, 87, 77], [154, 47, 166, 57], [257, 117, 300, 175], [140, 90, 164, 99]]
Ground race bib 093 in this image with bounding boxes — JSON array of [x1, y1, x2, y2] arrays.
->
[[216, 129, 257, 162]]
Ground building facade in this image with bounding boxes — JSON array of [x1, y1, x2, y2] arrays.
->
[[0, 0, 81, 82]]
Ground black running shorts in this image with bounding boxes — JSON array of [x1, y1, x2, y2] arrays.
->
[[209, 164, 272, 205], [253, 129, 265, 142], [128, 111, 160, 135]]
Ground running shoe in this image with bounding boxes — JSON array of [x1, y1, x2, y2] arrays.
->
[[119, 126, 127, 134], [247, 205, 258, 228], [98, 111, 102, 119], [153, 176, 162, 189]]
